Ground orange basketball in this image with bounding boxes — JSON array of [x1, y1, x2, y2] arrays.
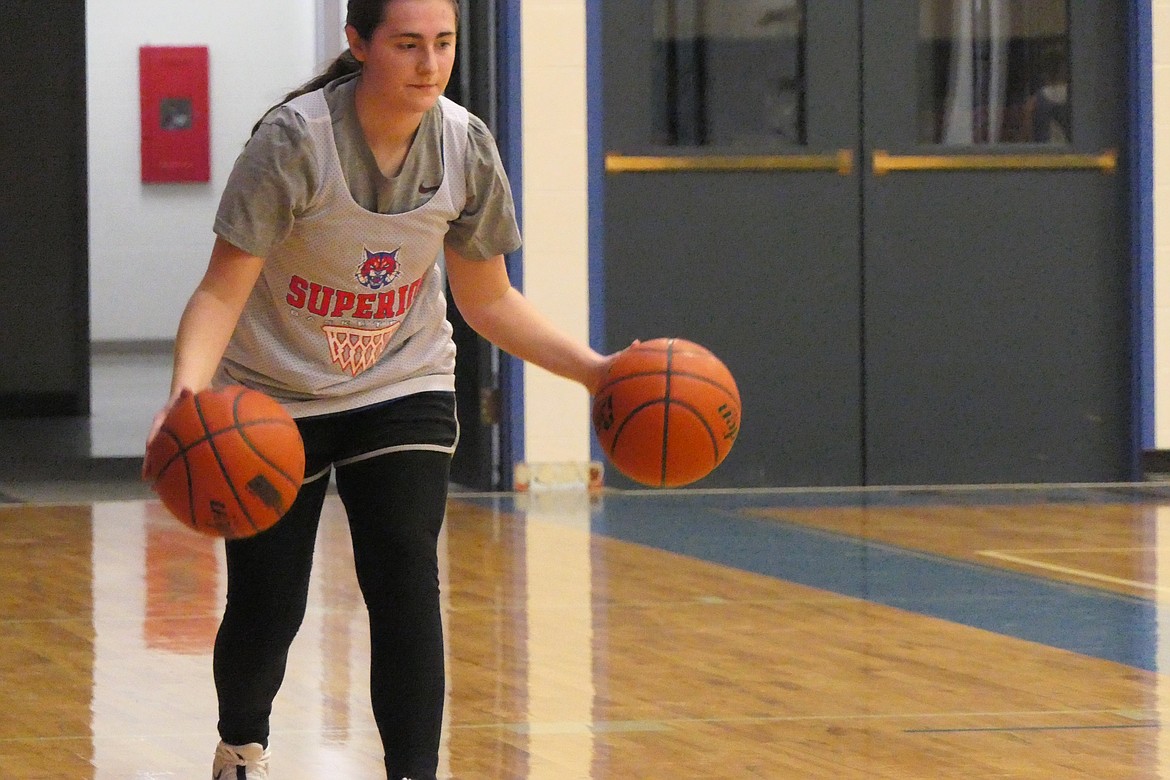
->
[[147, 386, 305, 539], [592, 338, 741, 487]]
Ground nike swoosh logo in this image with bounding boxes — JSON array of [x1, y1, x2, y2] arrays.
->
[[418, 183, 440, 195]]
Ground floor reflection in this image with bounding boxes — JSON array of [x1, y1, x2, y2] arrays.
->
[[5, 485, 1170, 777]]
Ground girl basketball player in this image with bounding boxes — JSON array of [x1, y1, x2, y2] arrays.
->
[[144, 1, 614, 777]]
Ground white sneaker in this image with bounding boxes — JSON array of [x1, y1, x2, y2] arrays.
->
[[212, 741, 270, 779]]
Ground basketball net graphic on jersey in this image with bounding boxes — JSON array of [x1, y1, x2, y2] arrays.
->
[[334, 249, 401, 374], [284, 248, 426, 377], [323, 322, 402, 376]]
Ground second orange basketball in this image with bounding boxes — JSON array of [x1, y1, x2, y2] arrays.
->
[[592, 338, 741, 488], [147, 386, 305, 539]]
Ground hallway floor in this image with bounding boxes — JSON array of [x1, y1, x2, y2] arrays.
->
[[0, 345, 169, 503]]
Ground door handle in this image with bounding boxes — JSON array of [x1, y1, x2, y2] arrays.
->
[[606, 150, 854, 175], [872, 149, 1118, 175]]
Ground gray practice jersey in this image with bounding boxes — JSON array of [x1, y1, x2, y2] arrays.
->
[[215, 74, 520, 258], [212, 79, 521, 417]]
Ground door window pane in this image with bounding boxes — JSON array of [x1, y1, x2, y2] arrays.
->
[[653, 1, 806, 147], [919, 0, 1069, 145]]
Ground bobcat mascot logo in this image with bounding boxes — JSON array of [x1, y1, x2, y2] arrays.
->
[[356, 248, 402, 290]]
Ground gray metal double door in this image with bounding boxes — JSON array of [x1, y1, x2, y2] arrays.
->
[[602, 2, 1131, 487]]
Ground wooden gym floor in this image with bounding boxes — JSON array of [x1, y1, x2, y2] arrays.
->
[[0, 347, 1165, 777], [3, 481, 1170, 779]]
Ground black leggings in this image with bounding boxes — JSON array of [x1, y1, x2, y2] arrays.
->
[[214, 393, 455, 780]]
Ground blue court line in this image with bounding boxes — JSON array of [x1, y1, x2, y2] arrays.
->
[[587, 493, 1158, 671], [460, 489, 1161, 671]]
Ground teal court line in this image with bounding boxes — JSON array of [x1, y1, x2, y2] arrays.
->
[[466, 486, 1164, 671]]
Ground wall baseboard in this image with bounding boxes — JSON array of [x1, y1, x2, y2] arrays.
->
[[513, 461, 604, 492], [91, 339, 173, 356], [0, 392, 86, 418], [1142, 450, 1170, 479]]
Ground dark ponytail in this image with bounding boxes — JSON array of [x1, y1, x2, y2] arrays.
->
[[251, 50, 362, 135], [249, 0, 461, 135]]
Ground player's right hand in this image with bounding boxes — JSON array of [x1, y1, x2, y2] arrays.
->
[[142, 388, 192, 481]]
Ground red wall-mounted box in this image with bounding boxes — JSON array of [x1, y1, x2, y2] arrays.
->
[[139, 46, 210, 183]]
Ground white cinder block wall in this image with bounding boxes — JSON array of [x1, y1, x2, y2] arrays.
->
[[518, 0, 592, 466], [86, 0, 317, 341]]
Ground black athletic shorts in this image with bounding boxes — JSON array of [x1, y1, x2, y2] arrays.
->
[[293, 391, 458, 484]]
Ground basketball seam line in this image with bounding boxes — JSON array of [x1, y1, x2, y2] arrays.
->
[[233, 417, 303, 490], [660, 340, 673, 487], [152, 417, 298, 478], [597, 370, 738, 402], [172, 426, 197, 529], [605, 405, 724, 486], [667, 397, 723, 464], [229, 389, 277, 532], [200, 391, 260, 535]]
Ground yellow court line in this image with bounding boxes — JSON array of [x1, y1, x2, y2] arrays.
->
[[985, 547, 1156, 554], [471, 706, 1160, 731], [977, 550, 1162, 592], [1, 708, 1159, 744]]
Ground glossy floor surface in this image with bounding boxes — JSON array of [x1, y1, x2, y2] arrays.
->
[[4, 483, 1170, 778], [2, 348, 1167, 777]]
